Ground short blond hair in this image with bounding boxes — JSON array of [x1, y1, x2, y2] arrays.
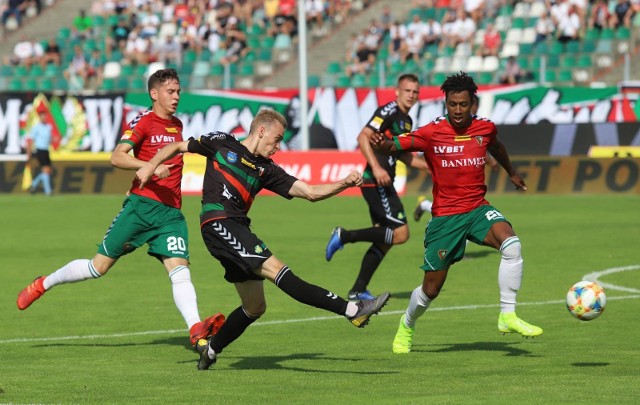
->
[[249, 109, 287, 134]]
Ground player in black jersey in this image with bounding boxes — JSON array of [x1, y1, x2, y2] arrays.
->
[[137, 110, 391, 370], [325, 73, 430, 300]]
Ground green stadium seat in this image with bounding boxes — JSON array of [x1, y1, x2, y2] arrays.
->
[[565, 41, 580, 53], [14, 65, 28, 77], [367, 74, 380, 88], [557, 69, 572, 82], [336, 75, 350, 87], [615, 27, 630, 40], [260, 36, 275, 49], [193, 61, 210, 77], [210, 63, 224, 76], [0, 65, 13, 76], [326, 61, 341, 74], [8, 78, 22, 91], [595, 40, 613, 53], [28, 64, 43, 77], [577, 55, 592, 68], [477, 72, 493, 85], [599, 28, 614, 40], [102, 78, 115, 91], [24, 78, 37, 91], [350, 74, 366, 88], [584, 29, 599, 41], [307, 74, 320, 87], [561, 55, 577, 68], [581, 39, 596, 53], [544, 70, 556, 83], [39, 78, 53, 91]]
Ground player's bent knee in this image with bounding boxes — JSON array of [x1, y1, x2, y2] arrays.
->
[[500, 236, 521, 261], [393, 227, 410, 245], [245, 303, 266, 318]]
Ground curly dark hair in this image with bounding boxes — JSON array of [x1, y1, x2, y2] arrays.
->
[[147, 68, 180, 92], [440, 71, 477, 99]]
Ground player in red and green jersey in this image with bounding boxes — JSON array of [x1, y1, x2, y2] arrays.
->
[[324, 73, 430, 301], [137, 110, 391, 370], [17, 69, 224, 348], [369, 72, 543, 353]]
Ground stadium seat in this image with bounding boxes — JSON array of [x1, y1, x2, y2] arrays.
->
[[103, 61, 122, 79], [40, 78, 53, 91], [521, 28, 536, 44], [307, 75, 320, 87], [336, 75, 350, 87], [326, 61, 341, 74], [577, 55, 592, 68], [8, 78, 22, 91], [192, 61, 210, 77], [466, 56, 484, 73], [561, 55, 577, 68], [350, 74, 366, 88], [557, 69, 572, 83]]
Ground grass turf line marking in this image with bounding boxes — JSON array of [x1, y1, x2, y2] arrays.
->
[[1, 295, 638, 345]]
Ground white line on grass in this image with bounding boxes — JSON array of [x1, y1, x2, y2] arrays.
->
[[1, 294, 638, 345]]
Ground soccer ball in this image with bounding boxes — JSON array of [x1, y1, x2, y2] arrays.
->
[[566, 281, 606, 321]]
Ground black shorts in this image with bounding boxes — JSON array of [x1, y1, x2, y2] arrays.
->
[[200, 218, 271, 283], [361, 185, 407, 229], [34, 149, 51, 167]]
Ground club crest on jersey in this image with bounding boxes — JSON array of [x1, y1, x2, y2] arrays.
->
[[227, 151, 238, 163], [475, 136, 483, 145], [438, 250, 447, 260], [257, 166, 265, 176], [254, 243, 266, 254]]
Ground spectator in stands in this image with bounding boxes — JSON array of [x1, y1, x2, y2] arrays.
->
[[439, 9, 458, 51], [124, 29, 156, 66], [40, 38, 61, 67], [6, 36, 42, 67], [399, 28, 423, 64], [379, 4, 393, 34], [220, 20, 249, 65], [388, 20, 407, 63], [534, 13, 555, 44], [478, 22, 501, 57], [158, 34, 182, 67], [138, 3, 161, 39], [273, 17, 295, 49], [406, 14, 426, 38], [106, 16, 132, 59], [423, 18, 442, 49], [451, 8, 476, 49], [306, 0, 326, 36], [611, 0, 635, 28], [499, 56, 527, 85], [72, 9, 94, 40], [345, 40, 376, 77], [556, 4, 581, 43], [588, 0, 612, 30], [64, 44, 88, 90], [2, 0, 27, 28], [87, 48, 105, 89], [465, 0, 485, 23]]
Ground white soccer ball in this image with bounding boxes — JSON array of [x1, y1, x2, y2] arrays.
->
[[566, 281, 606, 321]]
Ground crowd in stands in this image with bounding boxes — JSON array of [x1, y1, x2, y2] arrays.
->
[[1, 0, 46, 30], [343, 0, 639, 85], [1, 0, 639, 91], [2, 0, 372, 90]]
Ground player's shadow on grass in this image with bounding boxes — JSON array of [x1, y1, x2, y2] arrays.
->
[[413, 341, 539, 357], [33, 336, 195, 351], [572, 362, 610, 367], [184, 352, 398, 374]]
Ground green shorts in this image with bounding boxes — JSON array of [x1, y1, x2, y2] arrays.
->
[[97, 194, 189, 261], [421, 205, 507, 271]]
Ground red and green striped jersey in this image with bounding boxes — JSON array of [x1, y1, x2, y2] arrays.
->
[[187, 132, 297, 226], [394, 115, 497, 216], [119, 110, 184, 209]]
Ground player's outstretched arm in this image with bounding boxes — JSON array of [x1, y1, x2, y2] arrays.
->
[[136, 141, 189, 189], [288, 170, 363, 202]]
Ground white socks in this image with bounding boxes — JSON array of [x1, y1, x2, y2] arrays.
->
[[404, 286, 432, 328], [169, 265, 201, 329], [498, 236, 523, 313], [43, 259, 101, 290], [345, 301, 358, 317]]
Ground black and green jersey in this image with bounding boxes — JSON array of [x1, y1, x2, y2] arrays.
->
[[363, 100, 413, 184], [187, 132, 297, 226]]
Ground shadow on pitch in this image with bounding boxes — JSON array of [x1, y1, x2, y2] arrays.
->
[[572, 362, 610, 367], [33, 336, 195, 351], [184, 352, 398, 374], [412, 341, 540, 357]]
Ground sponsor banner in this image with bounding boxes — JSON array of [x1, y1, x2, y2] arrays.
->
[[407, 156, 640, 195], [2, 87, 637, 156], [3, 153, 637, 195], [0, 160, 132, 194]]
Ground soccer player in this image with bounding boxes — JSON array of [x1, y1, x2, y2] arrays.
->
[[324, 73, 430, 300], [368, 72, 543, 353], [17, 69, 224, 347], [136, 109, 391, 371], [412, 94, 496, 223], [27, 110, 53, 196]]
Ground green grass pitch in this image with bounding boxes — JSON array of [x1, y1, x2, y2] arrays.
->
[[1, 193, 639, 404]]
